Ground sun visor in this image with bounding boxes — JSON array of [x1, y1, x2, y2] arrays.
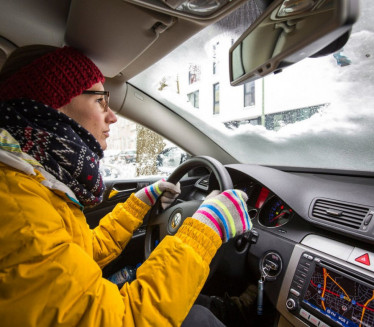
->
[[65, 0, 176, 78]]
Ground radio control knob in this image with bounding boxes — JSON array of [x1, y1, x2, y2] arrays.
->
[[286, 298, 297, 311]]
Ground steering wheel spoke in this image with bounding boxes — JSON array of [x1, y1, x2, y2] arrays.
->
[[147, 208, 170, 227]]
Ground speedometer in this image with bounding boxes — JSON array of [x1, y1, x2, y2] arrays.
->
[[258, 195, 293, 228]]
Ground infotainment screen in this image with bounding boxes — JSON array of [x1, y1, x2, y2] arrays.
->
[[302, 264, 374, 327]]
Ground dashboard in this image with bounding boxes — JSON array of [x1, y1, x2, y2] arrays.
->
[[202, 163, 374, 327], [224, 164, 374, 245]]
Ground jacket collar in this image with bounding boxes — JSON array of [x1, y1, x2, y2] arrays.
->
[[0, 128, 83, 209]]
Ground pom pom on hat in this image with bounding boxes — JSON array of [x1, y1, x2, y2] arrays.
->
[[0, 46, 104, 109]]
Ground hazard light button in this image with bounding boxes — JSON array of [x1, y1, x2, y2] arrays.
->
[[348, 248, 374, 272], [355, 253, 370, 265]]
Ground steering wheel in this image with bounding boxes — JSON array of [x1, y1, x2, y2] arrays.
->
[[144, 156, 233, 259]]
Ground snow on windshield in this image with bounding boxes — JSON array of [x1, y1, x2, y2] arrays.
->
[[219, 29, 374, 171], [131, 1, 374, 172]]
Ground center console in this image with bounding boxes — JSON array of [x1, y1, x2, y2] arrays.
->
[[277, 236, 374, 327]]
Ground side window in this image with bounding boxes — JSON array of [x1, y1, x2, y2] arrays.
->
[[100, 115, 190, 180], [187, 90, 199, 108]]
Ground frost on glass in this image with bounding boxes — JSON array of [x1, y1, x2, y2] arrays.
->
[[130, 0, 374, 172], [136, 124, 165, 176]]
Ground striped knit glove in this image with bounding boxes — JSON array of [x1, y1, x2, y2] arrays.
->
[[192, 189, 252, 243], [135, 179, 181, 209]]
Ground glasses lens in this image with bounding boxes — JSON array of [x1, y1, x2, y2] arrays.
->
[[82, 90, 109, 111], [104, 92, 110, 111]]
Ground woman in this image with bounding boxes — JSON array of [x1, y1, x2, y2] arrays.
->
[[0, 45, 251, 326]]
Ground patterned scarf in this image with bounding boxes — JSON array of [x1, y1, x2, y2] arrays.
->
[[0, 99, 104, 207]]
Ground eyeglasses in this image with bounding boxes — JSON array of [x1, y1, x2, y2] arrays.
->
[[82, 90, 110, 112]]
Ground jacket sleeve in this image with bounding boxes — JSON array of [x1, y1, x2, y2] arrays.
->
[[0, 169, 222, 327], [91, 193, 150, 268], [121, 218, 222, 326]]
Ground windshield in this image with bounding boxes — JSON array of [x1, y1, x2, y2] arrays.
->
[[130, 0, 374, 173]]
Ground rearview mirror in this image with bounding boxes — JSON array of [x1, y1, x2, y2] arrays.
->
[[229, 0, 359, 85]]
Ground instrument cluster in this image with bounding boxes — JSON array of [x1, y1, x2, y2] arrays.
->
[[237, 182, 294, 228]]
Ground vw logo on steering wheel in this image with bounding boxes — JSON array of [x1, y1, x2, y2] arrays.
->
[[169, 209, 183, 233]]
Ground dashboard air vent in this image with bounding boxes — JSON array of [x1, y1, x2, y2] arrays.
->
[[311, 199, 369, 229]]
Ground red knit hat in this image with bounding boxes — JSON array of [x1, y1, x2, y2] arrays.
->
[[0, 46, 105, 109]]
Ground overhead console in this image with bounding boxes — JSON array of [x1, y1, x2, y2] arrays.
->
[[122, 0, 245, 19]]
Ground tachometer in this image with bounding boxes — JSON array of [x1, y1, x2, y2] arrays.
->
[[258, 195, 293, 228]]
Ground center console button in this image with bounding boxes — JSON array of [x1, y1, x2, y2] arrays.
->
[[294, 276, 304, 285], [299, 265, 309, 273], [308, 314, 321, 326], [286, 298, 296, 311], [299, 308, 310, 320], [296, 270, 307, 279], [290, 288, 300, 297]]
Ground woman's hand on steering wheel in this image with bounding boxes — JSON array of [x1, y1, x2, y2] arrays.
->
[[144, 156, 233, 259], [135, 179, 181, 209]]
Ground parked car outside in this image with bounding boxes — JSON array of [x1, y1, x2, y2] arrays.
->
[[118, 149, 137, 163], [156, 146, 190, 175]]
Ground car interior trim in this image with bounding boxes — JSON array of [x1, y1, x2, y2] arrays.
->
[[300, 234, 354, 261]]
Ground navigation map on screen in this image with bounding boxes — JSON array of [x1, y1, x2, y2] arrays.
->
[[303, 265, 374, 327]]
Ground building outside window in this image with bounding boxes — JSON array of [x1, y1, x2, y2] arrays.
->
[[213, 83, 220, 115], [188, 64, 201, 84], [187, 90, 199, 108], [212, 42, 219, 75], [244, 81, 255, 107]]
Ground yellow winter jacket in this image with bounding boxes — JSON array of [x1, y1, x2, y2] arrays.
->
[[0, 159, 221, 326]]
